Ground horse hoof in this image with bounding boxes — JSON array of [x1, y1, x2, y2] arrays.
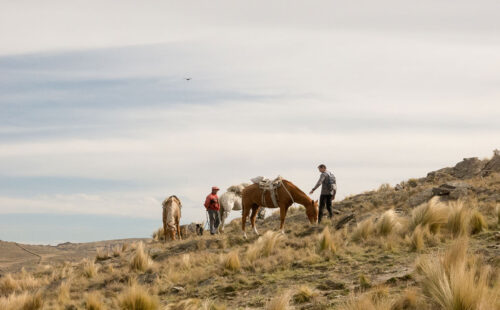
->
[[243, 233, 248, 239]]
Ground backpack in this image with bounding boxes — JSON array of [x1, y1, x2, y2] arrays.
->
[[326, 171, 336, 190]]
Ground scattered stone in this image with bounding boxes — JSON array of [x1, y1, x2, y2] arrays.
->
[[409, 188, 434, 207], [335, 214, 355, 230]]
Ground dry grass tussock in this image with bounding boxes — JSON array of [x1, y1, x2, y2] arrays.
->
[[391, 288, 422, 310], [95, 247, 110, 261], [293, 285, 319, 303], [409, 198, 449, 234], [81, 258, 98, 278], [57, 281, 71, 304], [352, 218, 374, 242], [0, 270, 41, 296], [376, 209, 398, 237], [317, 226, 336, 254], [339, 287, 392, 310], [246, 231, 285, 261], [416, 238, 500, 310], [85, 292, 105, 310], [409, 225, 429, 252], [130, 242, 154, 272], [222, 251, 241, 271], [266, 290, 292, 310], [112, 244, 123, 257], [469, 209, 487, 234], [0, 292, 44, 310], [165, 298, 226, 310], [496, 204, 500, 225], [447, 202, 470, 237], [152, 227, 165, 242], [118, 285, 159, 310]]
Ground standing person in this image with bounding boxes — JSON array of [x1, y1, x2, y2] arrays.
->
[[309, 164, 337, 224], [204, 186, 221, 235]]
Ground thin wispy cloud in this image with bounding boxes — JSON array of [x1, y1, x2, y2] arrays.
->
[[0, 1, 499, 243]]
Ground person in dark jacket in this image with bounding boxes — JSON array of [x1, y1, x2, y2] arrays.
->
[[310, 164, 337, 223], [204, 186, 221, 234]]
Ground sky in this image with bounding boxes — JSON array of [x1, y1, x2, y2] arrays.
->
[[1, 0, 499, 244]]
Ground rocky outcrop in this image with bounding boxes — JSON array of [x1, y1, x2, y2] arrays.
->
[[481, 149, 500, 176]]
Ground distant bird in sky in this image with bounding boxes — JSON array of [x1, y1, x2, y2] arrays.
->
[[185, 78, 191, 81]]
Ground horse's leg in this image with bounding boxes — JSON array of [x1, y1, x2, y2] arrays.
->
[[176, 219, 182, 240], [279, 205, 288, 234], [242, 200, 251, 239], [219, 208, 226, 233], [162, 208, 168, 243], [250, 205, 260, 236]]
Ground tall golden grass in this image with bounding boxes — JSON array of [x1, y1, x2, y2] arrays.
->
[[317, 226, 336, 254], [352, 218, 375, 242], [0, 292, 43, 310], [85, 292, 105, 310], [222, 251, 241, 271], [130, 242, 153, 272], [246, 231, 284, 261], [266, 290, 292, 310], [118, 285, 159, 310], [416, 238, 499, 310], [409, 198, 448, 234]]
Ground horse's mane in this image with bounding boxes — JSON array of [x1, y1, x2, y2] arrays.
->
[[162, 195, 182, 208], [282, 179, 307, 197]]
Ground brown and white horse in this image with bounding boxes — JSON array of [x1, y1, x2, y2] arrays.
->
[[241, 178, 318, 238], [162, 195, 182, 241]]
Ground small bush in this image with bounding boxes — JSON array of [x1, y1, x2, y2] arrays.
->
[[391, 288, 421, 310], [352, 218, 374, 242], [118, 285, 159, 310], [293, 285, 318, 304], [317, 226, 336, 254], [130, 242, 153, 272], [469, 210, 487, 234], [222, 251, 241, 271], [266, 290, 291, 310], [85, 292, 105, 310]]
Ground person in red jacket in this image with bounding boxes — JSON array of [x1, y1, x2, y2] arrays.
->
[[204, 186, 220, 235]]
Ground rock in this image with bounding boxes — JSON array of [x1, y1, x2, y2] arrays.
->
[[432, 181, 471, 199], [138, 272, 159, 285], [395, 184, 403, 191], [432, 184, 456, 196], [335, 214, 355, 230], [481, 149, 500, 176], [451, 157, 484, 179], [409, 188, 434, 207]]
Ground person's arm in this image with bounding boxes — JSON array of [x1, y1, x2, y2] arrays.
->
[[310, 174, 325, 194], [204, 195, 210, 209]]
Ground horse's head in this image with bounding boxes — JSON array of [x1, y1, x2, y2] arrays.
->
[[306, 199, 319, 224]]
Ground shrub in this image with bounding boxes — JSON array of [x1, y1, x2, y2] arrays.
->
[[112, 245, 123, 257], [85, 292, 105, 310], [317, 226, 336, 254], [118, 285, 159, 310], [469, 210, 487, 234], [352, 218, 374, 242], [130, 242, 153, 272], [409, 199, 448, 234], [222, 251, 240, 271], [266, 290, 291, 310], [293, 285, 318, 303], [246, 231, 284, 261], [0, 272, 40, 295]]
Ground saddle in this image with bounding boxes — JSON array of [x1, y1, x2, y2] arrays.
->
[[251, 176, 284, 208]]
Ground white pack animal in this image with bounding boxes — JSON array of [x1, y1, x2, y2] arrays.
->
[[218, 183, 250, 232]]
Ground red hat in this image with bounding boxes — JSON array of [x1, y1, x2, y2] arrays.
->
[[212, 186, 220, 191]]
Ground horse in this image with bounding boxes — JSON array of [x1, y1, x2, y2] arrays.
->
[[241, 178, 318, 238], [219, 183, 250, 233], [162, 195, 182, 241]]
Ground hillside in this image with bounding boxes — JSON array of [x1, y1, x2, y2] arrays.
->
[[1, 152, 499, 309]]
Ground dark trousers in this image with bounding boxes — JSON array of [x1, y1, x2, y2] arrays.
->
[[319, 194, 333, 223], [207, 210, 220, 234]]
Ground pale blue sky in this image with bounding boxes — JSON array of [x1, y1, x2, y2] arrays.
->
[[1, 0, 499, 243]]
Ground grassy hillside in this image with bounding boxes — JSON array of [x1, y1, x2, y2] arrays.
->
[[1, 153, 499, 309]]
